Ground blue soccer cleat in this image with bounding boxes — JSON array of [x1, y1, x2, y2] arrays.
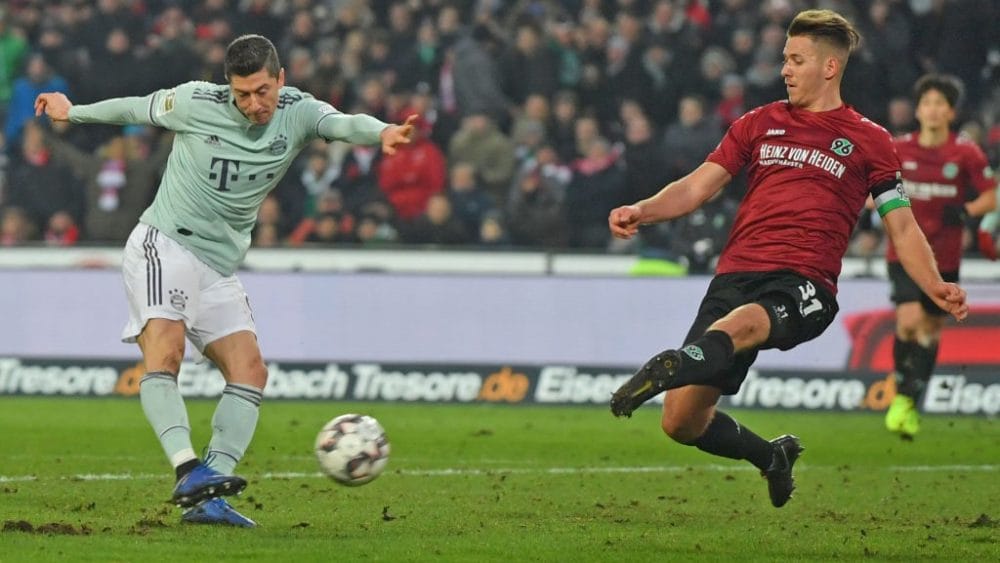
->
[[172, 463, 247, 507], [181, 497, 256, 528]]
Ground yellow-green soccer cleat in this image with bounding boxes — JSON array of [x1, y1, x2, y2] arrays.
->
[[885, 394, 919, 437]]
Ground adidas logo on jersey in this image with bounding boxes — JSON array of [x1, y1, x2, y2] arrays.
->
[[766, 128, 786, 136], [204, 135, 221, 146]]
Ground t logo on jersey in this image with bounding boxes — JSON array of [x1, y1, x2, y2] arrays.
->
[[830, 138, 854, 156], [209, 157, 240, 191]]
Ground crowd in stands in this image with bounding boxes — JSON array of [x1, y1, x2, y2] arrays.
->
[[0, 0, 997, 272]]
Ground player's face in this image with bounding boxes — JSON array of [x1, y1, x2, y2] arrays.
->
[[781, 36, 828, 108], [230, 68, 285, 125], [915, 89, 955, 131]]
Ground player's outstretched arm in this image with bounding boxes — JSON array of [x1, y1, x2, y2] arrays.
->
[[609, 162, 731, 239], [379, 114, 416, 156], [35, 92, 73, 121], [883, 207, 969, 321], [38, 90, 170, 127]]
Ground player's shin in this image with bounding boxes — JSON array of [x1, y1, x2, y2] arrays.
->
[[893, 336, 936, 399], [905, 341, 939, 398], [692, 410, 774, 470], [140, 372, 198, 470], [205, 383, 263, 475]]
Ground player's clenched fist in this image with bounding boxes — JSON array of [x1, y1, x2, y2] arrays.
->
[[34, 92, 73, 121], [608, 205, 643, 239]]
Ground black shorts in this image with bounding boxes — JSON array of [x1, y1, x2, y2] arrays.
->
[[888, 261, 958, 316], [684, 270, 840, 395]]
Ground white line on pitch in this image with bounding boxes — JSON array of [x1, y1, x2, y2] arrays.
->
[[0, 463, 995, 484], [888, 464, 998, 472]]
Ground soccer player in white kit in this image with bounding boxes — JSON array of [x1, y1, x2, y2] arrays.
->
[[35, 35, 415, 527]]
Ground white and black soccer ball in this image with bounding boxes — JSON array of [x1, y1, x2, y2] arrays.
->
[[314, 414, 390, 486]]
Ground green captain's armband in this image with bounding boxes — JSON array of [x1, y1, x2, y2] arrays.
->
[[872, 178, 910, 217]]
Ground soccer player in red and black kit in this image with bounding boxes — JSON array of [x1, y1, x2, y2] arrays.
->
[[606, 10, 968, 508], [883, 74, 997, 438]]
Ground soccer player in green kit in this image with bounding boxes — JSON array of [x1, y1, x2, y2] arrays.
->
[[35, 35, 415, 527]]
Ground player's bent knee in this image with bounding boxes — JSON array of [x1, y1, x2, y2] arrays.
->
[[229, 358, 268, 389], [660, 412, 708, 444]]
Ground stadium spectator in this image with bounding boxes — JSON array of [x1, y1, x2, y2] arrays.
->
[[565, 136, 625, 248], [0, 205, 34, 245], [450, 24, 511, 126], [355, 201, 399, 246], [477, 210, 509, 247], [499, 22, 560, 106], [0, 9, 28, 123], [506, 144, 570, 248], [395, 18, 443, 94], [71, 28, 149, 145], [715, 73, 746, 128], [401, 192, 471, 245], [44, 209, 79, 246], [4, 53, 69, 146], [331, 141, 383, 216], [46, 124, 171, 242], [0, 0, 995, 257], [378, 114, 446, 220], [622, 111, 670, 205], [886, 96, 916, 136], [661, 96, 722, 182], [447, 112, 516, 205], [5, 119, 81, 229], [548, 90, 580, 163], [303, 211, 357, 245], [296, 146, 341, 215], [287, 188, 348, 247]]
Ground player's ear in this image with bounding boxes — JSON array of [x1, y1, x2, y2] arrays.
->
[[824, 55, 840, 81]]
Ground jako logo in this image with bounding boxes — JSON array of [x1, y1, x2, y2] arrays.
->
[[766, 128, 785, 136]]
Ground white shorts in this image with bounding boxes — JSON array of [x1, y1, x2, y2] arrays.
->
[[121, 223, 256, 356]]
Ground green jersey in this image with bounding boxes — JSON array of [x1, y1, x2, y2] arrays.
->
[[68, 81, 388, 275]]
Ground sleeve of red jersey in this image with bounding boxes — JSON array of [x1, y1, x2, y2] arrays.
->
[[865, 126, 902, 189], [962, 141, 998, 194], [705, 109, 755, 176]]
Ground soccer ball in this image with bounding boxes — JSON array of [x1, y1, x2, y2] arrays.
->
[[314, 414, 390, 486]]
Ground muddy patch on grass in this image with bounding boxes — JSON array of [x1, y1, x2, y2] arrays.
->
[[3, 520, 93, 535]]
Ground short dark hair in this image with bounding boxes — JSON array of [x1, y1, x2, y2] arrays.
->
[[913, 73, 963, 109], [224, 34, 280, 80], [787, 10, 861, 56]]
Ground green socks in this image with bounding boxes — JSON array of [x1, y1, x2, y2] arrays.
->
[[206, 383, 264, 475]]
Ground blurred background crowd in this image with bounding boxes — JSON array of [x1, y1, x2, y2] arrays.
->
[[0, 0, 997, 272]]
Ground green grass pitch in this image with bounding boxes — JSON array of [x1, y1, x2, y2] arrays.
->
[[0, 397, 996, 562]]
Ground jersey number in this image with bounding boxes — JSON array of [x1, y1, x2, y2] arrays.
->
[[797, 281, 824, 317]]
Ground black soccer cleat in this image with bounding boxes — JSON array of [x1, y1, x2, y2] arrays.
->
[[610, 350, 681, 417], [762, 434, 804, 508]]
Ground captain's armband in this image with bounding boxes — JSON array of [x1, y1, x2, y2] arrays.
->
[[871, 178, 910, 217]]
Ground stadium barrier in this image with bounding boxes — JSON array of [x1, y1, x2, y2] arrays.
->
[[0, 259, 996, 411], [0, 357, 996, 415]]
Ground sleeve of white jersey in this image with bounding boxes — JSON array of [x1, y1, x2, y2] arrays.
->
[[68, 82, 194, 132], [293, 98, 387, 146]]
